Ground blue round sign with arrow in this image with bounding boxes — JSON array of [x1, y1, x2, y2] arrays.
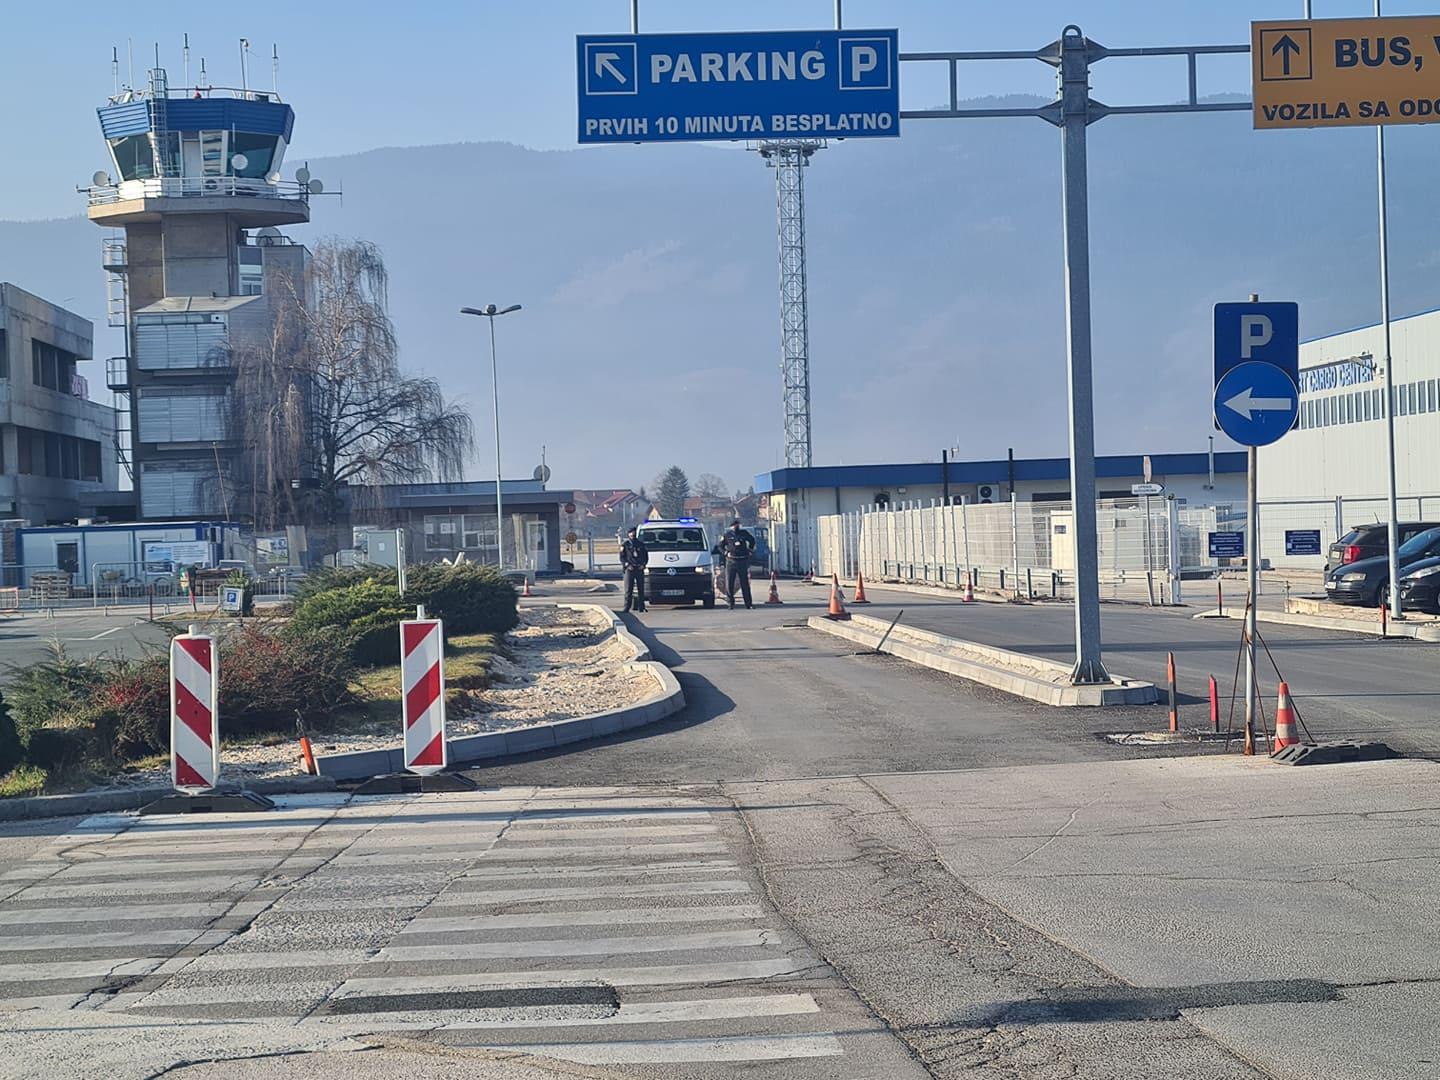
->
[[1214, 361, 1299, 447]]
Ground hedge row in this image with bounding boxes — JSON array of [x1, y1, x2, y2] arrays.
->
[[290, 562, 517, 666], [0, 622, 355, 776]]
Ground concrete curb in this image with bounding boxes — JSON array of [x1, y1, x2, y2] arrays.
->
[[314, 604, 685, 780], [1192, 607, 1440, 642], [807, 613, 1158, 707], [0, 774, 338, 823]]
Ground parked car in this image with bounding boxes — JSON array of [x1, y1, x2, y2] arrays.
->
[[1398, 555, 1440, 614], [1326, 521, 1440, 576], [1325, 525, 1440, 607]]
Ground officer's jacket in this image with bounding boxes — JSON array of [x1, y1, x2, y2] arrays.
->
[[718, 529, 756, 561], [620, 538, 649, 570]]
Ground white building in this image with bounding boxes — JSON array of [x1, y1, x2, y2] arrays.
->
[[1259, 307, 1440, 505]]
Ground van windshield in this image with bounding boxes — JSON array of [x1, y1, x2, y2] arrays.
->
[[638, 527, 706, 551]]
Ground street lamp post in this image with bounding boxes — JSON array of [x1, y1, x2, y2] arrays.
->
[[460, 303, 522, 571]]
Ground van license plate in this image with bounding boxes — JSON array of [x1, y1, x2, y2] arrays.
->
[[661, 589, 685, 597]]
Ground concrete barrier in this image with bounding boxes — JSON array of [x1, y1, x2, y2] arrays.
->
[[315, 604, 684, 780], [0, 775, 338, 823], [807, 612, 1157, 707], [1193, 603, 1440, 642]]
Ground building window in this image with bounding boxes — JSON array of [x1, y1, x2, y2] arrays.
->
[[108, 134, 157, 180], [31, 340, 76, 392], [1429, 379, 1438, 413], [1376, 388, 1385, 418], [0, 328, 7, 378], [1363, 392, 1373, 421], [229, 132, 280, 178]]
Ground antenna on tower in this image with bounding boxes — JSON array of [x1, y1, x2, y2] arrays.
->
[[126, 39, 134, 90], [239, 38, 250, 93], [154, 42, 160, 71], [199, 57, 209, 92], [111, 47, 120, 95], [183, 33, 190, 90], [271, 44, 279, 96]]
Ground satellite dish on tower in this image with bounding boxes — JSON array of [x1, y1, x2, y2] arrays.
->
[[307, 178, 324, 195], [533, 464, 552, 483], [295, 166, 311, 184], [92, 170, 111, 187]]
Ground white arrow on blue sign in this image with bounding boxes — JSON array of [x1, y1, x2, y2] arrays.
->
[[1214, 360, 1299, 447]]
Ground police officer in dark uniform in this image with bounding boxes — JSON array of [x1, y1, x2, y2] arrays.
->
[[718, 518, 756, 609], [619, 527, 648, 613]]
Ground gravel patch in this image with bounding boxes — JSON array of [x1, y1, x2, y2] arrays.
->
[[103, 604, 656, 787]]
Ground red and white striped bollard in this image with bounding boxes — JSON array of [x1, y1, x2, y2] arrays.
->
[[401, 608, 447, 773], [170, 626, 218, 793]]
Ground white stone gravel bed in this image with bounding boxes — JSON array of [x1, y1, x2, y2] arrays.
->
[[103, 604, 653, 786]]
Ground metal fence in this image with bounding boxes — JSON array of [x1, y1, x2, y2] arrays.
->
[[811, 498, 1210, 604], [1246, 494, 1440, 570]]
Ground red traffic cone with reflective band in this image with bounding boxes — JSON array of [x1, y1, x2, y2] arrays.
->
[[522, 576, 534, 598], [1273, 682, 1299, 752], [826, 573, 851, 620], [963, 574, 975, 603], [765, 571, 784, 605], [853, 572, 871, 604]]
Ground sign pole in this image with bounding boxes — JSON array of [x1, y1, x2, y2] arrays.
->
[[1058, 28, 1108, 685], [1375, 0, 1402, 620], [1245, 442, 1259, 756]]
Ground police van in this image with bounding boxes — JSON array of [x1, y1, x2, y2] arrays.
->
[[637, 518, 716, 608]]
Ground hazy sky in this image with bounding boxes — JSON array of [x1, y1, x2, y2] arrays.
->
[[2, 0, 1411, 221]]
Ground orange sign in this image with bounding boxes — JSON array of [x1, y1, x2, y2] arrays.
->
[[1253, 16, 1440, 129]]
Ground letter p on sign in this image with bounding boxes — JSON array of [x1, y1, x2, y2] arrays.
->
[[1240, 315, 1273, 359], [850, 46, 877, 83]]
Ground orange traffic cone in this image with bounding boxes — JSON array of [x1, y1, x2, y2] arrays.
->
[[522, 577, 534, 598], [805, 563, 816, 584], [852, 572, 871, 604], [962, 573, 975, 604], [826, 573, 851, 620], [1273, 681, 1299, 752], [765, 571, 784, 605]]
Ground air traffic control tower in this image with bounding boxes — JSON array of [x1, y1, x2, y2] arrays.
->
[[86, 59, 312, 519]]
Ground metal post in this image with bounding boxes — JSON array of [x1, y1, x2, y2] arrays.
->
[[1245, 443, 1259, 755], [1057, 27, 1109, 683], [1010, 491, 1020, 597], [1335, 495, 1344, 545], [961, 497, 972, 586], [941, 448, 950, 506], [395, 528, 407, 597], [630, 0, 638, 32], [1376, 0, 1402, 620], [1167, 494, 1182, 605], [488, 317, 505, 572]]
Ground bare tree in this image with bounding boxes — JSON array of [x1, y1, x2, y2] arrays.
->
[[230, 239, 475, 528], [694, 473, 729, 501]]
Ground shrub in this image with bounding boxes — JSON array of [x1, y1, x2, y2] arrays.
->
[[292, 565, 392, 603], [4, 643, 107, 745], [0, 693, 21, 775], [222, 623, 355, 735], [288, 580, 413, 666], [84, 654, 171, 763], [0, 764, 47, 799], [407, 563, 518, 636]]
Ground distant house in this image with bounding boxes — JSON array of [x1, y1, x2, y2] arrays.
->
[[565, 489, 644, 537]]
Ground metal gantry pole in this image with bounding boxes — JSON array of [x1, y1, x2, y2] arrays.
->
[[1376, 0, 1403, 619], [1056, 28, 1109, 683]]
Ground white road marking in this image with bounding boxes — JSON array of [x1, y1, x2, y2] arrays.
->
[[400, 904, 765, 932], [14, 875, 263, 900], [0, 928, 231, 951], [460, 859, 738, 880], [333, 957, 805, 995], [378, 928, 779, 962], [439, 880, 753, 905]]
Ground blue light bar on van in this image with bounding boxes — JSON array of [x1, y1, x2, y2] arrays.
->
[[678, 517, 697, 523]]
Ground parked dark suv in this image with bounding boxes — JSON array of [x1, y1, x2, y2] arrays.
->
[[1325, 526, 1440, 607], [1325, 521, 1440, 577]]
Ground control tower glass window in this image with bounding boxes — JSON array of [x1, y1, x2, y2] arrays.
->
[[108, 135, 157, 181], [230, 133, 279, 178]]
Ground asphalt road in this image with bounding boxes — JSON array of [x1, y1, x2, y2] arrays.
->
[[844, 583, 1440, 757], [0, 610, 173, 680], [471, 587, 1204, 790]]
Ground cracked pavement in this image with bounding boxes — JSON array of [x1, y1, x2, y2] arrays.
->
[[4, 592, 1438, 1077]]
